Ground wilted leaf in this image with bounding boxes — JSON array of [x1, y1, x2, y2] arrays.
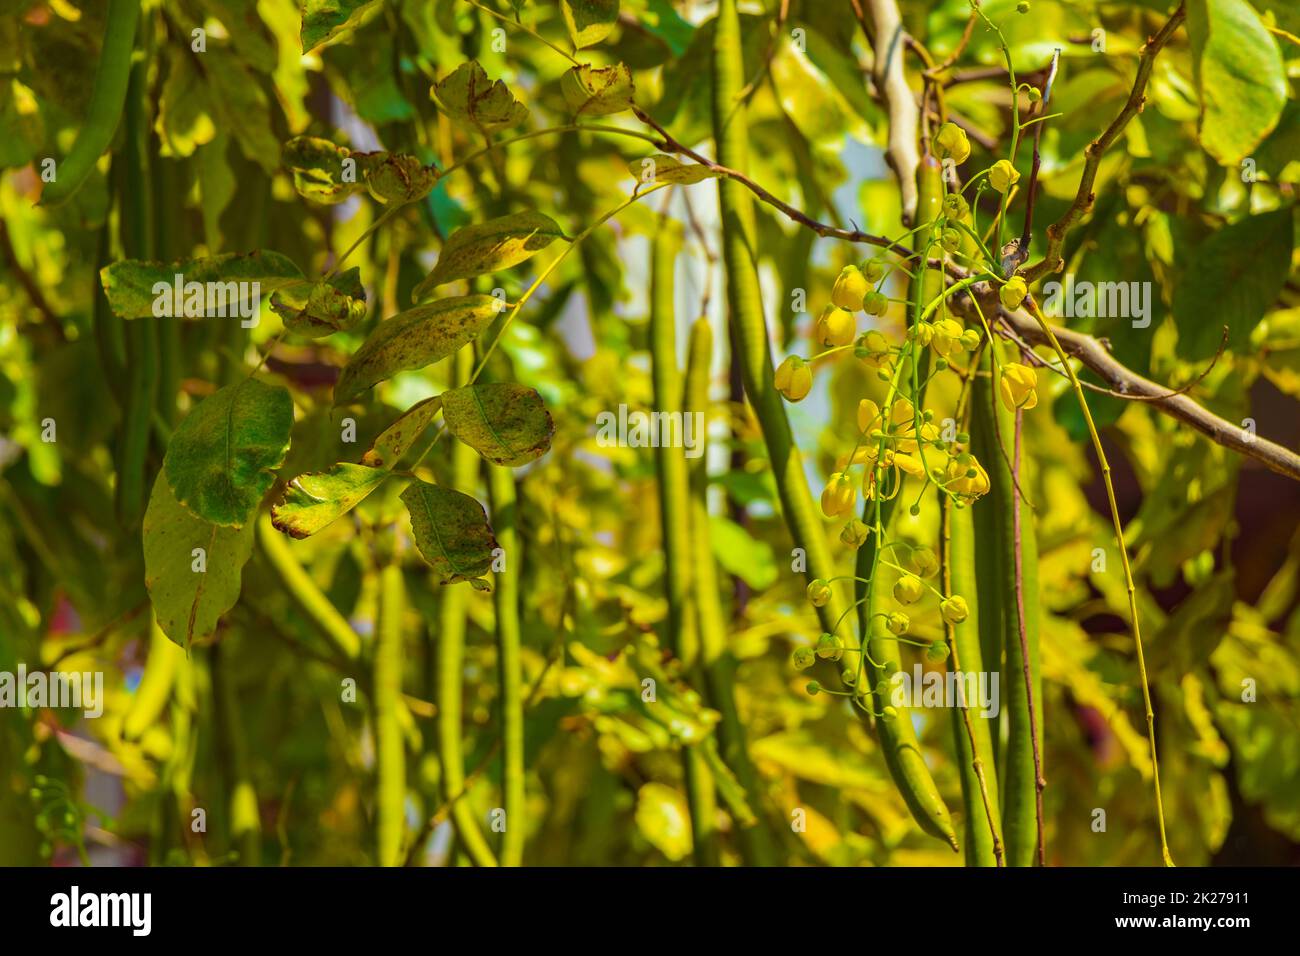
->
[[627, 153, 719, 186], [100, 251, 304, 319], [441, 383, 554, 466], [143, 473, 256, 647], [412, 212, 566, 299], [560, 63, 635, 116], [364, 154, 437, 204], [282, 135, 384, 205], [432, 61, 529, 131], [299, 0, 382, 52], [270, 463, 388, 538], [1187, 0, 1288, 165], [334, 295, 503, 405], [1173, 207, 1294, 359], [362, 397, 442, 468], [400, 479, 497, 585], [164, 378, 295, 527], [270, 267, 367, 337], [560, 0, 619, 49]]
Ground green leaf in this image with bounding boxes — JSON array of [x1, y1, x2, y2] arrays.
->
[[334, 295, 503, 405], [99, 251, 305, 319], [164, 378, 295, 527], [299, 0, 383, 52], [709, 515, 777, 590], [364, 154, 438, 204], [362, 397, 443, 469], [143, 473, 256, 648], [1187, 0, 1288, 165], [270, 463, 388, 538], [282, 135, 384, 205], [432, 61, 530, 131], [155, 50, 215, 159], [400, 479, 498, 586], [440, 383, 554, 466], [1173, 207, 1294, 359], [270, 267, 367, 337], [412, 212, 565, 299], [559, 63, 635, 116], [560, 0, 619, 49], [627, 153, 720, 186]]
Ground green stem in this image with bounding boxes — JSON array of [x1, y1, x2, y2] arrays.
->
[[650, 223, 719, 866], [1025, 296, 1172, 866], [486, 462, 525, 867], [685, 317, 780, 866], [375, 547, 407, 866], [437, 348, 499, 868], [212, 645, 261, 866]]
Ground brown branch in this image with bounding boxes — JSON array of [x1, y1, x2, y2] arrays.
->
[[1021, 3, 1187, 282], [1014, 49, 1060, 270], [977, 293, 1300, 481]]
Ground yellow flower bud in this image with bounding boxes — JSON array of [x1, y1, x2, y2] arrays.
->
[[933, 122, 971, 165], [959, 328, 982, 351], [940, 595, 969, 624], [816, 632, 844, 662], [886, 611, 910, 635], [893, 574, 925, 605], [820, 472, 857, 518], [863, 291, 889, 316], [990, 159, 1020, 194], [999, 362, 1039, 412], [815, 305, 856, 348], [863, 257, 886, 282], [840, 519, 870, 548], [806, 579, 831, 608], [774, 355, 813, 402], [1000, 275, 1028, 311], [831, 265, 869, 312], [909, 546, 938, 578]]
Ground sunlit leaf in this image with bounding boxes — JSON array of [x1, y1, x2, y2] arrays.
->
[[271, 463, 388, 538], [299, 0, 382, 52], [400, 479, 497, 586], [164, 378, 295, 527], [99, 251, 305, 319], [412, 212, 566, 299], [441, 383, 554, 466], [560, 0, 619, 49], [432, 61, 529, 131], [362, 397, 443, 469], [560, 63, 635, 116], [334, 295, 503, 405], [143, 474, 256, 647]]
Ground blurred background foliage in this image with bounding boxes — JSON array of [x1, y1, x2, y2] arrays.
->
[[0, 0, 1298, 866]]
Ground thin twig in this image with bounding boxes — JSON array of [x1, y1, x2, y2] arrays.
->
[[1013, 49, 1060, 270], [1022, 3, 1187, 282]]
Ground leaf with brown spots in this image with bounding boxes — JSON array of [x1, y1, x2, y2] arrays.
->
[[441, 383, 553, 466]]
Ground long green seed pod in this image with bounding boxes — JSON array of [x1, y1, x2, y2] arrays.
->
[[486, 462, 525, 867], [971, 342, 1041, 866], [437, 348, 498, 867], [256, 514, 361, 661], [114, 57, 157, 526], [650, 224, 719, 866], [123, 612, 183, 741], [39, 0, 140, 208], [685, 317, 779, 866], [211, 645, 260, 866], [709, 0, 848, 636], [375, 549, 407, 866], [944, 495, 1003, 866]]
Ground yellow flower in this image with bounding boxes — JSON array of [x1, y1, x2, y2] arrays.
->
[[990, 159, 1020, 194], [857, 398, 882, 435], [831, 265, 869, 312], [821, 472, 856, 517], [806, 579, 831, 608], [940, 595, 969, 624], [933, 122, 971, 165], [815, 305, 856, 348], [931, 318, 965, 357], [999, 362, 1039, 411], [774, 355, 812, 402], [945, 454, 990, 499], [840, 519, 870, 548], [1000, 275, 1028, 311]]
